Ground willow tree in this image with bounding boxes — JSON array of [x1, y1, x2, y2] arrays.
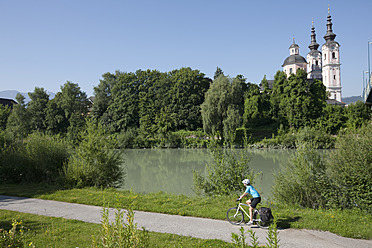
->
[[201, 75, 243, 140]]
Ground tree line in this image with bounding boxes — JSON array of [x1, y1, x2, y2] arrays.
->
[[0, 67, 371, 148]]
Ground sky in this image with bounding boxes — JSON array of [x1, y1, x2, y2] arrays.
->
[[1, 0, 372, 98]]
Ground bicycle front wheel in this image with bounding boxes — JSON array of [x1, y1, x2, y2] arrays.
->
[[226, 207, 244, 225]]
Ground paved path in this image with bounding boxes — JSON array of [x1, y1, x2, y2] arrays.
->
[[0, 195, 371, 248]]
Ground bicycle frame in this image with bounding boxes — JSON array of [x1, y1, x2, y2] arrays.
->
[[234, 202, 260, 223]]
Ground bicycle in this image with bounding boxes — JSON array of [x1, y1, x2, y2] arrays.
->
[[226, 199, 268, 227]]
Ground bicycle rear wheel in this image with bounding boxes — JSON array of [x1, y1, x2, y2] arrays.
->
[[226, 207, 244, 225]]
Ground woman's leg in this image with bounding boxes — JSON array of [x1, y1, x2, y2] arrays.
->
[[247, 199, 253, 221]]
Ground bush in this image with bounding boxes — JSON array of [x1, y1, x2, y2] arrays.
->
[[259, 126, 335, 149], [193, 141, 257, 196], [23, 133, 71, 183], [272, 141, 327, 208], [0, 132, 70, 184], [64, 120, 125, 188], [325, 124, 372, 212]]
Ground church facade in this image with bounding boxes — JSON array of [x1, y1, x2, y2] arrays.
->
[[282, 9, 342, 102]]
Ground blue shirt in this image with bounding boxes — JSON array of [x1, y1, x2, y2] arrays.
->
[[244, 185, 260, 198]]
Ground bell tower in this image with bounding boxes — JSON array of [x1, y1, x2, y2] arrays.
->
[[307, 21, 322, 80], [321, 8, 341, 102]]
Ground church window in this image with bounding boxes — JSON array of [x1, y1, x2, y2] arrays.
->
[[334, 75, 336, 80], [290, 68, 293, 74], [324, 54, 326, 60], [332, 52, 336, 59], [316, 60, 318, 66]]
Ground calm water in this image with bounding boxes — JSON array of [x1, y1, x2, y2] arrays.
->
[[119, 149, 294, 199]]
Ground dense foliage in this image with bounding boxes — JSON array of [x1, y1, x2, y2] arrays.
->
[[272, 124, 372, 213], [325, 124, 372, 211], [0, 66, 371, 203], [193, 141, 258, 196], [64, 121, 124, 188], [0, 132, 70, 184]]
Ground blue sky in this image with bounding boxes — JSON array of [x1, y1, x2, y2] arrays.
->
[[0, 0, 371, 97]]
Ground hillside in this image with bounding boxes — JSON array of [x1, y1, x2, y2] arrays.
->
[[343, 95, 363, 105]]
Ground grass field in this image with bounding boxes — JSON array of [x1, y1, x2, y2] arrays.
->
[[0, 210, 234, 247]]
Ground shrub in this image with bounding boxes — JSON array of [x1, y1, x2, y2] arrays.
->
[[325, 124, 372, 212], [272, 141, 327, 208], [193, 141, 257, 196], [23, 132, 70, 183], [0, 132, 70, 184], [64, 120, 125, 188]]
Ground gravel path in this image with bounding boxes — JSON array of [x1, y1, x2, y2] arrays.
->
[[0, 195, 371, 248]]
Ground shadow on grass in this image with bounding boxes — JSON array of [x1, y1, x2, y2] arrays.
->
[[276, 216, 301, 229], [0, 183, 64, 198]]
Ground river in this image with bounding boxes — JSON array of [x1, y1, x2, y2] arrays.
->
[[119, 149, 294, 199]]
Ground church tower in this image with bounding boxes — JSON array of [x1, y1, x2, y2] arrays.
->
[[321, 8, 341, 102], [307, 21, 322, 80], [282, 38, 307, 78]]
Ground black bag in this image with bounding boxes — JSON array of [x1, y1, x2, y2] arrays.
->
[[259, 207, 274, 222]]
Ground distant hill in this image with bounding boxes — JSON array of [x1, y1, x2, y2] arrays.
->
[[343, 95, 363, 105], [0, 90, 55, 103]]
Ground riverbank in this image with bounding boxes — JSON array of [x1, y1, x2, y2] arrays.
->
[[0, 184, 371, 240]]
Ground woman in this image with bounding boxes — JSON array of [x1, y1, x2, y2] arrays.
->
[[237, 179, 261, 225]]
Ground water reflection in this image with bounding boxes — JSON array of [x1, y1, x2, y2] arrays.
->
[[120, 149, 294, 198]]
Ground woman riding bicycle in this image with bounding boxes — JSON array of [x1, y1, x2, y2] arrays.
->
[[237, 179, 261, 225]]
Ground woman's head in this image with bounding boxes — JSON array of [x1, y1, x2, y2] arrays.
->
[[242, 179, 250, 185]]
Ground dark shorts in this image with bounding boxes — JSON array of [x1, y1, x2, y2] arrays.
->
[[250, 197, 261, 208]]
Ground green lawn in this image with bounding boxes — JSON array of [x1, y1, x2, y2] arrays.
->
[[0, 210, 233, 247], [0, 184, 371, 240]]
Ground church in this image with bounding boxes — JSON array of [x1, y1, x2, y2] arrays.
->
[[282, 9, 342, 103]]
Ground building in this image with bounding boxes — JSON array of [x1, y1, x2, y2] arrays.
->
[[0, 98, 17, 109], [282, 8, 342, 103]]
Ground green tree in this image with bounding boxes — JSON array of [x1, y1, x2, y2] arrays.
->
[[0, 105, 11, 130], [6, 94, 31, 138], [270, 71, 288, 122], [64, 120, 125, 188], [277, 69, 326, 129], [91, 71, 120, 126], [316, 104, 346, 134], [214, 67, 224, 79], [167, 67, 211, 130], [46, 82, 90, 138], [345, 101, 372, 129], [243, 76, 272, 127], [27, 87, 50, 132], [201, 75, 242, 140], [107, 70, 164, 133]]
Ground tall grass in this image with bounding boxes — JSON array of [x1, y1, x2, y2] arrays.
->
[[0, 132, 70, 184]]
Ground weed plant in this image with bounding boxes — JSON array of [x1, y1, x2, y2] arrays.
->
[[92, 207, 149, 247], [266, 219, 279, 248], [0, 219, 26, 248]]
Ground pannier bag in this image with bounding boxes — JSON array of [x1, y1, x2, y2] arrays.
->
[[259, 207, 274, 222]]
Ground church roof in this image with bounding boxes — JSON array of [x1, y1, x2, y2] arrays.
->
[[282, 54, 307, 67], [289, 42, 299, 49]]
